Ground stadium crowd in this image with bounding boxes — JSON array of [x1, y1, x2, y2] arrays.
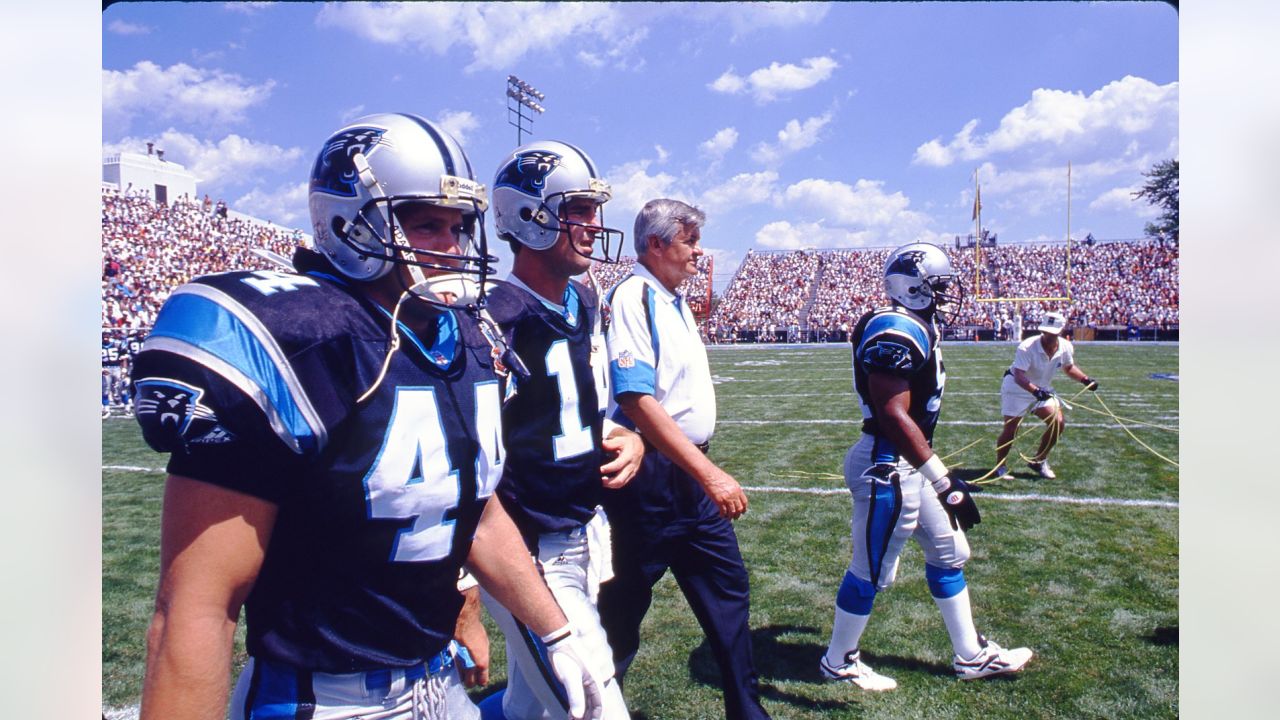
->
[[707, 241, 1178, 342], [100, 186, 304, 411], [100, 184, 1176, 406], [102, 186, 302, 331], [588, 254, 712, 317]]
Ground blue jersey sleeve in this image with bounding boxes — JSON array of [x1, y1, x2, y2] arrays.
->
[[857, 313, 930, 377]]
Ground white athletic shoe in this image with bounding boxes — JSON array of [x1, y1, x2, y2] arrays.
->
[[820, 650, 898, 691], [993, 464, 1012, 481], [1027, 460, 1056, 479], [953, 636, 1033, 680]]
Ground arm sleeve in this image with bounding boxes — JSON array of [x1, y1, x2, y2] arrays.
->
[[133, 350, 306, 504], [1011, 342, 1033, 372], [856, 314, 928, 378], [606, 282, 658, 398]]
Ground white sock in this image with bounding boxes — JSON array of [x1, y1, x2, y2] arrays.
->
[[825, 607, 872, 666], [933, 587, 982, 658]]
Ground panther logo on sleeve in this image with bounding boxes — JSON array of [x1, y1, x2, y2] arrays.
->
[[863, 340, 913, 372], [135, 378, 226, 450]]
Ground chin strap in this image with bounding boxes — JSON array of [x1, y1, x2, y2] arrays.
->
[[356, 288, 412, 404]]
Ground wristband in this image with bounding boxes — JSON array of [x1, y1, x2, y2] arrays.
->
[[456, 570, 478, 593], [541, 624, 573, 645], [918, 454, 949, 487]]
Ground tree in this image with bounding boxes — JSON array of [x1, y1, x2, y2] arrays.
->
[[1133, 159, 1178, 241]]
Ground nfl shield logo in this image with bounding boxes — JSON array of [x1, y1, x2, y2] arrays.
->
[[618, 350, 635, 369]]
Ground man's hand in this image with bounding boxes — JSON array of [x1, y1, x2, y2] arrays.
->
[[1032, 387, 1054, 402], [452, 587, 490, 688], [1082, 377, 1099, 391], [543, 627, 605, 720], [930, 475, 982, 531], [600, 427, 644, 489], [701, 467, 748, 520]]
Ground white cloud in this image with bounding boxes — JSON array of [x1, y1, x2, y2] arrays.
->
[[972, 156, 1159, 218], [756, 220, 873, 249], [107, 19, 151, 35], [699, 127, 739, 158], [340, 104, 367, 123], [654, 145, 670, 164], [103, 61, 275, 133], [436, 110, 479, 145], [913, 76, 1179, 166], [783, 178, 911, 226], [234, 182, 310, 228], [1090, 185, 1160, 218], [710, 56, 838, 103], [223, 2, 275, 14], [316, 2, 628, 73], [688, 2, 830, 41], [102, 129, 305, 190], [709, 69, 747, 95], [605, 159, 686, 221], [699, 171, 778, 214], [751, 111, 834, 164]]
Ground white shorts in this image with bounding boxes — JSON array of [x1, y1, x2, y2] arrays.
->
[[230, 650, 479, 720], [481, 516, 627, 720], [999, 374, 1057, 417], [844, 434, 970, 590]]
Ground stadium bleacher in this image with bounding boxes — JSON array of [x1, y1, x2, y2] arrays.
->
[[101, 185, 1178, 408]]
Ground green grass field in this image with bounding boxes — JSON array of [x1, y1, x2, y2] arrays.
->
[[103, 342, 1178, 719]]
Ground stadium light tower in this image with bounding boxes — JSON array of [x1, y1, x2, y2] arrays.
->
[[506, 74, 546, 146]]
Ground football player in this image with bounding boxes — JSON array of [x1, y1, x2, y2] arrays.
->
[[133, 113, 605, 720], [476, 140, 643, 720], [819, 243, 1033, 691]]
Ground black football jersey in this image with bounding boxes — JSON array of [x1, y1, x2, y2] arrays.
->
[[102, 340, 124, 366], [486, 279, 603, 538], [132, 248, 504, 673], [850, 306, 946, 464]]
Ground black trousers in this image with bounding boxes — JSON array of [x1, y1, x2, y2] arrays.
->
[[599, 449, 770, 720]]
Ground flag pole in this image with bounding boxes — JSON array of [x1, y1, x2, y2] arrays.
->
[[1066, 161, 1072, 304], [973, 168, 982, 297]]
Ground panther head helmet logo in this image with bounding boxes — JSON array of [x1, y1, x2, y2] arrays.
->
[[494, 151, 563, 197]]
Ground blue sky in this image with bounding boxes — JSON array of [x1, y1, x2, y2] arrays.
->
[[102, 1, 1178, 290]]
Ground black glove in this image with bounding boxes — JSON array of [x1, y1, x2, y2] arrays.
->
[[1082, 377, 1098, 391], [932, 476, 982, 531], [1032, 387, 1054, 402]]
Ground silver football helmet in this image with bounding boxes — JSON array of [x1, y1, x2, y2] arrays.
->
[[491, 140, 623, 262], [307, 112, 493, 306], [883, 242, 964, 325]]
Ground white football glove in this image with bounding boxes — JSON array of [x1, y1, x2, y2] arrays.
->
[[542, 626, 605, 720]]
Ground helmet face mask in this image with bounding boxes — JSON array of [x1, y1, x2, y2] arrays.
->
[[308, 113, 495, 309], [493, 142, 624, 263], [883, 242, 965, 325]]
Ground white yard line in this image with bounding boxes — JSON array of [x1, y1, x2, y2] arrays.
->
[[717, 419, 1164, 429], [103, 466, 1177, 509], [742, 485, 1178, 508]]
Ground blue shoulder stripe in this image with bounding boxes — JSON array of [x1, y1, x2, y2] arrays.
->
[[144, 284, 327, 454], [643, 284, 660, 363], [859, 312, 929, 358]]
